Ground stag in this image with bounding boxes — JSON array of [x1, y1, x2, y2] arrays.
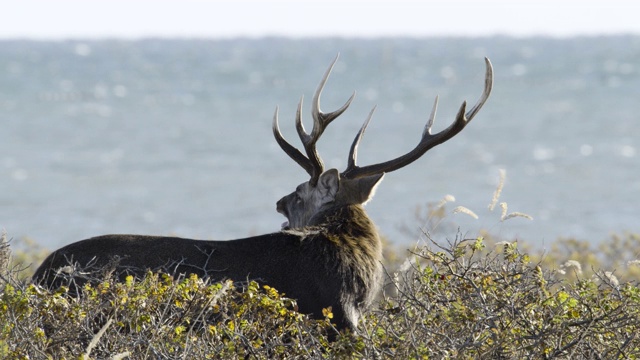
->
[[33, 56, 493, 332]]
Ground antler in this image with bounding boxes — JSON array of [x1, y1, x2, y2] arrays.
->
[[342, 57, 494, 179], [272, 54, 355, 185]]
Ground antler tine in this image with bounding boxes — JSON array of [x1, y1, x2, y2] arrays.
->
[[346, 106, 377, 173], [342, 58, 493, 180], [294, 95, 324, 182], [295, 54, 356, 185], [273, 55, 357, 185], [272, 107, 315, 176], [423, 95, 439, 138], [311, 54, 356, 133], [466, 57, 494, 120]]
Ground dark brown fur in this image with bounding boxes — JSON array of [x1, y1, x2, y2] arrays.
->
[[32, 203, 382, 331]]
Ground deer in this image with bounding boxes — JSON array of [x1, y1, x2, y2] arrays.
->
[[32, 55, 493, 332]]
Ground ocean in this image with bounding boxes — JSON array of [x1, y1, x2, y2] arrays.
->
[[1, 37, 639, 251]]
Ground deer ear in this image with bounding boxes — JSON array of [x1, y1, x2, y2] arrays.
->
[[356, 173, 384, 205], [318, 169, 340, 202]]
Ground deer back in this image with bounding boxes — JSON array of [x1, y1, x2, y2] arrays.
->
[[32, 204, 382, 329]]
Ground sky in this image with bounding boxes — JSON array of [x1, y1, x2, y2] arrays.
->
[[2, 0, 640, 39]]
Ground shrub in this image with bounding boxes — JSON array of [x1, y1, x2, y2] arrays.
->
[[362, 235, 640, 359], [1, 232, 639, 359], [1, 272, 337, 359]]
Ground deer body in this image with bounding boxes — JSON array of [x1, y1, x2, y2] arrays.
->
[[33, 202, 382, 329], [33, 56, 493, 332]]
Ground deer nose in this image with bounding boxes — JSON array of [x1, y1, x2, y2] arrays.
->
[[276, 198, 284, 214]]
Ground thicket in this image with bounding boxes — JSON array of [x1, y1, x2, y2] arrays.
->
[[1, 228, 639, 359]]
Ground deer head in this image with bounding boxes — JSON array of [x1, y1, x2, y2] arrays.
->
[[273, 55, 493, 229]]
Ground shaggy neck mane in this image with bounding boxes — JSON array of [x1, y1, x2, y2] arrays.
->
[[322, 203, 375, 231], [311, 203, 382, 277], [312, 203, 383, 312], [310, 204, 377, 237]]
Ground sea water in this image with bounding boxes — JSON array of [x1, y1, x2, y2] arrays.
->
[[1, 37, 639, 250]]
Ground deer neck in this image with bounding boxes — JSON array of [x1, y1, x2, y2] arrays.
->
[[309, 203, 383, 311], [309, 204, 382, 261], [309, 203, 371, 230]]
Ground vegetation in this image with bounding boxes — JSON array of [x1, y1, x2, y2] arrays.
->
[[0, 171, 637, 358], [1, 227, 639, 359]]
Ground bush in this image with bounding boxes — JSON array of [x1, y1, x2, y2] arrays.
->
[[0, 272, 335, 359], [2, 231, 639, 359], [364, 235, 640, 358]]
